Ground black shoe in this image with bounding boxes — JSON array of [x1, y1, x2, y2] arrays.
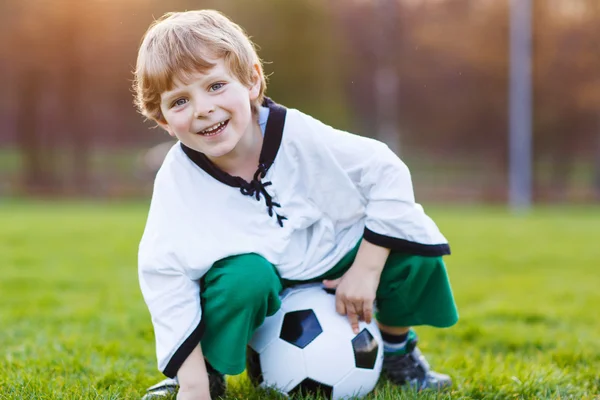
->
[[141, 371, 226, 399], [382, 336, 452, 391], [141, 378, 177, 399], [207, 366, 226, 399]]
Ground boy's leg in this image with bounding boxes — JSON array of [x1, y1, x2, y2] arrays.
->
[[200, 253, 283, 375], [376, 252, 458, 328], [143, 254, 282, 399], [375, 252, 458, 390]]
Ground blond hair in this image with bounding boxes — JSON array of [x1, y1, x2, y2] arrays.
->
[[133, 10, 267, 122]]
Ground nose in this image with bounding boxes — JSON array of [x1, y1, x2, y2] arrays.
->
[[193, 98, 215, 118]]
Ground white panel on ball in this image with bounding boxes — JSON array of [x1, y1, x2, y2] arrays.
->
[[248, 310, 284, 353], [303, 332, 355, 386], [279, 283, 330, 312], [258, 339, 307, 393], [333, 367, 382, 400]]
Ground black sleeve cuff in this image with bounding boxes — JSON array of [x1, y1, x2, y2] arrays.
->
[[162, 318, 206, 378], [364, 228, 451, 256]]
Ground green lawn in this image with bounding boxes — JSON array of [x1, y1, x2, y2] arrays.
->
[[1, 202, 599, 399]]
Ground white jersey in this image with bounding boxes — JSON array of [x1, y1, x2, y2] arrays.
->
[[138, 98, 450, 376]]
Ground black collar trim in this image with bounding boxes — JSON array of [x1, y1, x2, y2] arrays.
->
[[181, 97, 288, 227]]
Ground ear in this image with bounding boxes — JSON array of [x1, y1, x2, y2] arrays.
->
[[157, 120, 176, 138], [248, 63, 262, 101]]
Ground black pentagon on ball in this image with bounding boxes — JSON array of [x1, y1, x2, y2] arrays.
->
[[352, 328, 379, 369], [246, 346, 264, 385], [280, 309, 323, 349], [288, 378, 333, 399]]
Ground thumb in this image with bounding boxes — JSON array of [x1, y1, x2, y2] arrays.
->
[[322, 278, 341, 289]]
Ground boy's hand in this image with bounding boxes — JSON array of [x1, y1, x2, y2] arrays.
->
[[323, 266, 380, 334], [323, 239, 390, 334]]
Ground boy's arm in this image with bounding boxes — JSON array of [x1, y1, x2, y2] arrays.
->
[[139, 260, 204, 378], [305, 115, 450, 257], [176, 345, 210, 400]]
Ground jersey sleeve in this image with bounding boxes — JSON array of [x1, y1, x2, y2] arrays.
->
[[305, 114, 450, 256], [138, 169, 205, 378]]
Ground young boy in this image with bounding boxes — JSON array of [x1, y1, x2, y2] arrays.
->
[[134, 10, 458, 400]]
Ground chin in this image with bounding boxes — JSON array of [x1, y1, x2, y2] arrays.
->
[[205, 149, 232, 159], [202, 142, 238, 159]]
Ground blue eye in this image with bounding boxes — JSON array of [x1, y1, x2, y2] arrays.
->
[[172, 98, 188, 108], [209, 82, 225, 92]]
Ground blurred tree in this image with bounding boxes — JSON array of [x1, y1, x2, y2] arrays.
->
[[61, 0, 89, 193], [12, 1, 58, 193], [227, 0, 352, 127], [329, 0, 379, 135], [15, 69, 46, 192], [331, 0, 402, 149], [534, 0, 600, 200], [595, 123, 600, 199]]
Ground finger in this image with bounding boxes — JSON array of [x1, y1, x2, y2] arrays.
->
[[335, 294, 346, 316], [322, 278, 341, 289], [356, 302, 366, 322], [346, 304, 360, 334], [350, 300, 364, 321], [362, 302, 373, 324]]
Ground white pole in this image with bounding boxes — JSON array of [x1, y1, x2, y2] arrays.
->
[[509, 0, 533, 211]]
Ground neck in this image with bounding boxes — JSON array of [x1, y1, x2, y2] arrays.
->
[[207, 118, 263, 181]]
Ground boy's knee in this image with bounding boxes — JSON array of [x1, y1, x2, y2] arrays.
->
[[207, 254, 281, 308]]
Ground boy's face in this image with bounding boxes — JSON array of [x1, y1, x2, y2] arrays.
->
[[159, 58, 260, 159]]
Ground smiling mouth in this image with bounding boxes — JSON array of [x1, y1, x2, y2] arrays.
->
[[196, 120, 229, 136]]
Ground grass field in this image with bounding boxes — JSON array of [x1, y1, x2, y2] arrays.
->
[[1, 201, 599, 399]]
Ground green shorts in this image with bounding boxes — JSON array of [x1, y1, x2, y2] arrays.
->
[[199, 241, 458, 375]]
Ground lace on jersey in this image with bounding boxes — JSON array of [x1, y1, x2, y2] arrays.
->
[[236, 163, 287, 227]]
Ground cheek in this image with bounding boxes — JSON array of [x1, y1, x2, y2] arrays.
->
[[231, 109, 251, 132], [169, 114, 191, 131], [232, 97, 253, 124]]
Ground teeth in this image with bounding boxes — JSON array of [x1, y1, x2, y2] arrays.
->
[[200, 121, 226, 135]]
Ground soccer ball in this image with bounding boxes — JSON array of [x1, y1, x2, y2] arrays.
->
[[246, 284, 384, 399]]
